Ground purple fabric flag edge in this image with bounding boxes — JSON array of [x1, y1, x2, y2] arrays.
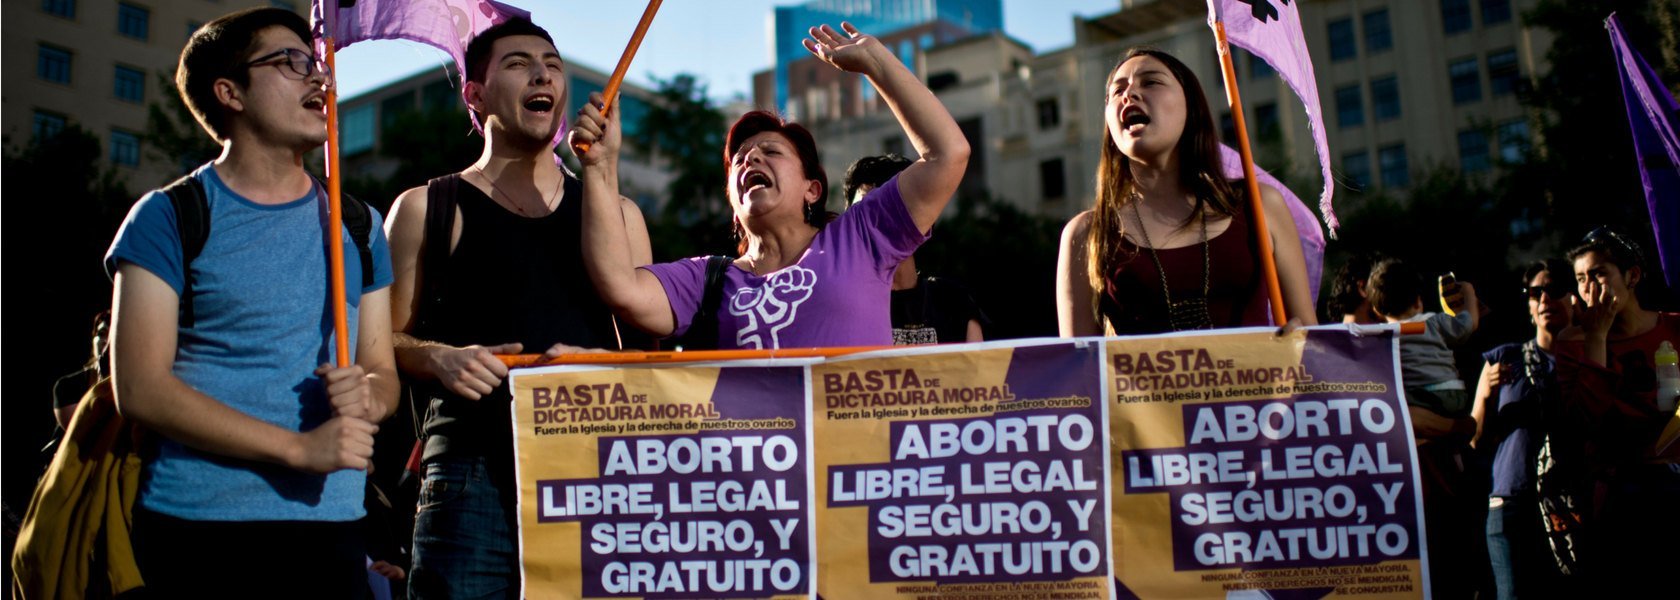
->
[[1205, 0, 1340, 237], [1607, 13, 1680, 290], [1221, 144, 1326, 306]]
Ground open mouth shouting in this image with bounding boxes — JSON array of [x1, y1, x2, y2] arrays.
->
[[738, 169, 773, 196], [302, 92, 327, 116], [1121, 106, 1151, 135], [523, 92, 556, 114]]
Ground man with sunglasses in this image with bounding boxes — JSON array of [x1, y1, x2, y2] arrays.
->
[[104, 8, 396, 596], [1472, 259, 1580, 598], [381, 17, 651, 598], [1553, 227, 1680, 593]]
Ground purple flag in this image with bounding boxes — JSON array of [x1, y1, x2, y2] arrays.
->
[[1221, 144, 1326, 305], [311, 0, 528, 69], [1607, 13, 1680, 291], [1207, 0, 1338, 236]]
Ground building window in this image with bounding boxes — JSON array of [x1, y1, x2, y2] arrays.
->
[[380, 92, 415, 129], [1482, 0, 1512, 25], [42, 0, 74, 19], [1379, 144, 1409, 188], [114, 65, 145, 103], [33, 110, 67, 140], [1040, 158, 1066, 201], [1488, 49, 1519, 96], [1458, 130, 1490, 173], [1343, 151, 1371, 190], [883, 137, 905, 157], [1441, 0, 1472, 34], [1363, 9, 1392, 54], [1449, 57, 1481, 104], [1335, 84, 1363, 128], [1498, 119, 1530, 163], [1036, 98, 1060, 130], [38, 45, 72, 84], [1371, 76, 1401, 122], [110, 129, 141, 166], [341, 104, 375, 155], [899, 40, 914, 65], [1328, 18, 1356, 62], [919, 33, 935, 49], [860, 74, 877, 110], [118, 3, 149, 40], [1254, 102, 1279, 139]]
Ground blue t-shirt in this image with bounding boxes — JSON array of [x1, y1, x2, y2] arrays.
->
[[104, 163, 394, 522], [1482, 342, 1553, 499]]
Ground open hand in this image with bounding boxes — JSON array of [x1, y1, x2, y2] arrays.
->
[[803, 22, 886, 76]]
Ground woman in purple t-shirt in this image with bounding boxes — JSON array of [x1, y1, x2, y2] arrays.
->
[[571, 22, 969, 349]]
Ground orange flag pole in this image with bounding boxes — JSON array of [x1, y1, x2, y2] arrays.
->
[[571, 0, 663, 155], [496, 346, 893, 368], [1214, 19, 1288, 322], [325, 37, 351, 367]]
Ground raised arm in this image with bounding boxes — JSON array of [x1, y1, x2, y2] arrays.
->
[[384, 186, 522, 399], [111, 264, 374, 474], [804, 23, 969, 232], [572, 92, 677, 337], [1056, 211, 1101, 337]]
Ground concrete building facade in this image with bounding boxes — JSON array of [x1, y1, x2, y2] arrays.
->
[[4, 0, 307, 189], [768, 0, 1552, 222]]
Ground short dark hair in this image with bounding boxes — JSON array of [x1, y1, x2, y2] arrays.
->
[[463, 17, 556, 84], [1523, 258, 1572, 286], [1327, 252, 1383, 319], [177, 8, 312, 143], [1567, 226, 1645, 277], [1365, 258, 1424, 318], [843, 154, 913, 206], [725, 110, 829, 229]]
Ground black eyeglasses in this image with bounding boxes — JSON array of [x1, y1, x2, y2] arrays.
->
[[241, 48, 330, 81], [1525, 281, 1573, 301]]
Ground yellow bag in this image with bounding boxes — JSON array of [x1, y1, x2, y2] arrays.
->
[[11, 377, 145, 599]]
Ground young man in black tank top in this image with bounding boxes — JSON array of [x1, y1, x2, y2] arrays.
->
[[382, 18, 651, 599]]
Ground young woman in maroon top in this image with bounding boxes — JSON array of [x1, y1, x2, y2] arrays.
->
[[1055, 47, 1315, 336]]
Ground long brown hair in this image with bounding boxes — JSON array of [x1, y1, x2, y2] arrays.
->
[[1085, 47, 1241, 296]]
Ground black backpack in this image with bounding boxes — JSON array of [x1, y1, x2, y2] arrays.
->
[[158, 173, 376, 327]]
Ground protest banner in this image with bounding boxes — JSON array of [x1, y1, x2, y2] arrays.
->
[[507, 327, 1426, 599], [509, 361, 817, 599], [1109, 328, 1428, 599], [812, 341, 1112, 599]]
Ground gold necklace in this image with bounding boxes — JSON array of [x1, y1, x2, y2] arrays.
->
[[474, 165, 563, 217], [1131, 192, 1213, 331]]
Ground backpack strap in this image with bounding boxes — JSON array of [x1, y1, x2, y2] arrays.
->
[[676, 255, 733, 350], [414, 175, 461, 333], [337, 191, 376, 289], [160, 175, 209, 328]]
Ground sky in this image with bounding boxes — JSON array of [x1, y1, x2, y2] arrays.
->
[[334, 0, 1121, 102]]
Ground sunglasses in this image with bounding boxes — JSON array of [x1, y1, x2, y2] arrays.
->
[[1581, 226, 1646, 266], [241, 48, 331, 81], [1525, 281, 1574, 301]]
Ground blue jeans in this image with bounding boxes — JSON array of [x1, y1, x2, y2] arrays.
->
[[408, 456, 519, 599], [1486, 502, 1515, 600]]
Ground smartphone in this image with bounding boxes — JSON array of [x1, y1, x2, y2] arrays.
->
[[1438, 272, 1459, 316]]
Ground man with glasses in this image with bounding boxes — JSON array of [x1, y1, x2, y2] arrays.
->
[[1555, 227, 1680, 593], [381, 17, 651, 598], [104, 8, 396, 596]]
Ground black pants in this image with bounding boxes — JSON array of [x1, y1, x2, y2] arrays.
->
[[133, 507, 367, 599]]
